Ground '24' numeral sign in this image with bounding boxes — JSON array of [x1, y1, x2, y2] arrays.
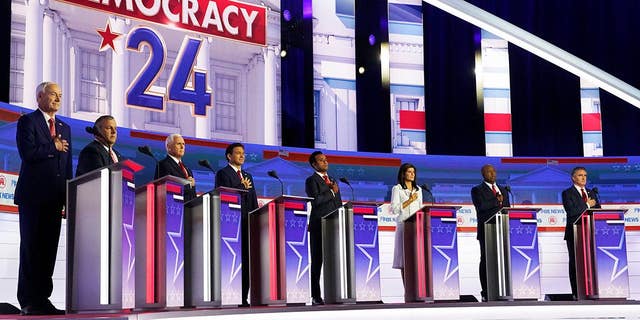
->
[[126, 27, 212, 117]]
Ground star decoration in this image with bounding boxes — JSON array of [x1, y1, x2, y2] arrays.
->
[[286, 225, 310, 283], [597, 230, 628, 282], [97, 21, 121, 52], [222, 215, 243, 283], [167, 202, 185, 284], [355, 227, 380, 283], [512, 229, 540, 282], [432, 230, 459, 283]]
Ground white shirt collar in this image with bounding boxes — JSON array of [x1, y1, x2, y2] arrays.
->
[[315, 171, 328, 178], [574, 184, 587, 193], [228, 163, 242, 172], [39, 108, 54, 123], [168, 154, 182, 164], [484, 181, 500, 194]]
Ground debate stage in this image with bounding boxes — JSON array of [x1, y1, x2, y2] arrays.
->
[[4, 300, 640, 320]]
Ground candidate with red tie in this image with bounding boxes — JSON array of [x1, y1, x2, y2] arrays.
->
[[155, 133, 196, 201], [75, 115, 123, 177]]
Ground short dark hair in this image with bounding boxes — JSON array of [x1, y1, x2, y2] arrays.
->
[[309, 151, 323, 166], [397, 163, 418, 190], [225, 142, 244, 159], [571, 166, 587, 176], [93, 115, 115, 134]]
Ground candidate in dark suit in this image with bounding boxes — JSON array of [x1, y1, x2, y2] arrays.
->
[[305, 151, 342, 305], [214, 143, 258, 306], [562, 166, 600, 299], [155, 134, 196, 201], [75, 115, 123, 177], [471, 164, 510, 302], [14, 82, 71, 315]]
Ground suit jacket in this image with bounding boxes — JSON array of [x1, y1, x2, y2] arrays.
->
[[471, 182, 510, 240], [562, 186, 600, 240], [214, 164, 258, 214], [155, 155, 196, 201], [75, 140, 124, 177], [305, 173, 343, 223], [14, 110, 73, 207]]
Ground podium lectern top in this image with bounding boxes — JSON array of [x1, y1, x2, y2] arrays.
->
[[71, 159, 143, 183]]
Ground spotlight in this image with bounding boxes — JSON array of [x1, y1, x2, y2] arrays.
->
[[358, 66, 365, 74], [368, 34, 376, 46], [283, 9, 291, 22], [280, 49, 287, 58]]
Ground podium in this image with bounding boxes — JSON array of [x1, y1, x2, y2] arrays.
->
[[350, 201, 382, 303], [574, 208, 629, 300], [66, 160, 143, 312], [183, 187, 247, 307], [134, 175, 191, 309], [403, 205, 460, 302], [504, 207, 542, 300], [249, 195, 312, 306], [484, 208, 512, 301], [322, 202, 356, 304]]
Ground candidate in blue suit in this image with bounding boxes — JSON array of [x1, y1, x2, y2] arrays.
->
[[75, 115, 123, 177], [305, 151, 342, 305], [214, 142, 258, 306], [562, 166, 600, 299], [154, 134, 196, 201], [14, 82, 71, 315], [471, 164, 510, 302]]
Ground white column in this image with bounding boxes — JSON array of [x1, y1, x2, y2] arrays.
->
[[53, 11, 62, 84], [109, 16, 130, 126], [262, 46, 277, 145], [22, 0, 44, 108], [60, 27, 70, 116], [194, 36, 211, 139], [42, 8, 55, 83]]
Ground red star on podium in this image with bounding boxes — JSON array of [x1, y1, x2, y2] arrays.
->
[[97, 22, 121, 52]]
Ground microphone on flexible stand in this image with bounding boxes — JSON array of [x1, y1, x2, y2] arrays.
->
[[339, 177, 355, 202], [137, 145, 159, 179], [420, 183, 435, 205], [198, 159, 215, 174], [505, 185, 514, 207], [267, 170, 284, 196], [591, 186, 600, 206]]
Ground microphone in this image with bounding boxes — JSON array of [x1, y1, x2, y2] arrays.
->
[[420, 183, 435, 205], [137, 145, 159, 179], [198, 159, 215, 173], [267, 170, 284, 196], [591, 186, 600, 205], [505, 185, 513, 207], [339, 177, 355, 202]]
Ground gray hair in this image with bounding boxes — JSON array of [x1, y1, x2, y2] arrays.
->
[[36, 81, 55, 98], [165, 133, 183, 151]]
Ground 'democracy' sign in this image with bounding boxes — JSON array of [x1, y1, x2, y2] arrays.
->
[[58, 0, 267, 45]]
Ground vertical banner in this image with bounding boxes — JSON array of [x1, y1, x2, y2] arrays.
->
[[165, 182, 186, 307], [429, 208, 460, 300], [593, 211, 629, 298], [121, 169, 136, 308], [352, 204, 381, 302], [508, 210, 541, 300], [283, 199, 311, 303], [219, 191, 243, 305]]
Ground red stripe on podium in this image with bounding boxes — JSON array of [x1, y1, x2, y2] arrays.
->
[[146, 184, 156, 304], [594, 213, 622, 220], [268, 202, 278, 300], [353, 207, 375, 214], [220, 193, 239, 204], [509, 212, 534, 219], [429, 210, 454, 218], [166, 183, 183, 195], [284, 201, 305, 210]]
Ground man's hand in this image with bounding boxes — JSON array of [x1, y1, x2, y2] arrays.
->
[[241, 177, 253, 189], [331, 181, 340, 193], [54, 134, 69, 152], [187, 176, 195, 187], [588, 198, 597, 207], [496, 193, 504, 203]]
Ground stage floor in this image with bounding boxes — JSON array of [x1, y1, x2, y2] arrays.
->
[[4, 300, 640, 320]]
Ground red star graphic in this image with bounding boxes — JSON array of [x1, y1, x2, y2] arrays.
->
[[97, 22, 121, 52]]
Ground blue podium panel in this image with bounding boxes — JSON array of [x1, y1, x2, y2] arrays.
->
[[282, 198, 311, 304], [351, 202, 381, 302], [121, 169, 137, 309], [164, 182, 186, 307], [593, 211, 629, 299], [429, 208, 460, 301], [507, 209, 541, 300], [218, 191, 244, 305]]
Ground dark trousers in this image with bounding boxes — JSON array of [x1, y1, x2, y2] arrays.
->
[[566, 234, 577, 296], [478, 235, 487, 299], [241, 213, 249, 303], [309, 221, 323, 299], [18, 203, 63, 308]]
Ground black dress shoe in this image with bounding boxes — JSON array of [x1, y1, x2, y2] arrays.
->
[[481, 296, 488, 302], [21, 303, 65, 315], [311, 297, 324, 305], [238, 301, 250, 307]]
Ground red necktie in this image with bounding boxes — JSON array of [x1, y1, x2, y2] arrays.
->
[[323, 174, 331, 185], [179, 161, 189, 178], [237, 170, 243, 180], [48, 118, 55, 138], [491, 184, 497, 196], [581, 188, 588, 202], [109, 149, 118, 163]]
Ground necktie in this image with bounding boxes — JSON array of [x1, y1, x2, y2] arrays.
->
[[323, 174, 331, 185], [109, 149, 118, 163], [237, 170, 243, 180], [48, 118, 55, 138], [491, 184, 497, 196], [581, 188, 588, 202], [179, 161, 189, 178]]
